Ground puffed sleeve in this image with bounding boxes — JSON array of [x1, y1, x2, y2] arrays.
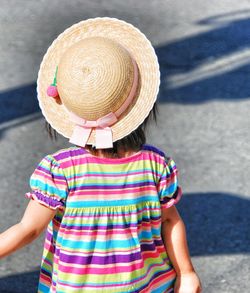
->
[[25, 155, 68, 210], [158, 157, 182, 209]]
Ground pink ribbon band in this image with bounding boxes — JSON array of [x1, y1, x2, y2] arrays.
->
[[69, 58, 139, 149], [69, 112, 118, 148]]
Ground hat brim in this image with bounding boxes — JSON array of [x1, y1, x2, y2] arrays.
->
[[37, 17, 160, 145]]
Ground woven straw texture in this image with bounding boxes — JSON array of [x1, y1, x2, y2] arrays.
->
[[37, 17, 160, 144], [57, 37, 134, 121]]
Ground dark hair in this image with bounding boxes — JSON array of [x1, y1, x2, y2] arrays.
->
[[45, 103, 158, 157]]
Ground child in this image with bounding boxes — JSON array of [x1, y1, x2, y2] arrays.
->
[[0, 18, 201, 293]]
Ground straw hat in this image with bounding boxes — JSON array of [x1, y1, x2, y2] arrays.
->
[[37, 17, 160, 148]]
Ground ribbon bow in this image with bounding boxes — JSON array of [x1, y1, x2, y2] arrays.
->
[[69, 112, 118, 149]]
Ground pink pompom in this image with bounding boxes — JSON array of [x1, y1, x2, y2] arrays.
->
[[47, 85, 58, 97]]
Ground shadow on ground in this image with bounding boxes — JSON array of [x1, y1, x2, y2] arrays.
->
[[0, 83, 41, 141], [0, 83, 39, 124], [0, 270, 39, 293], [0, 192, 249, 292], [178, 192, 250, 256], [157, 11, 250, 103], [1, 11, 250, 136]]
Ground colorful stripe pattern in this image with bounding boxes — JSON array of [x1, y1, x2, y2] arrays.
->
[[26, 144, 181, 292]]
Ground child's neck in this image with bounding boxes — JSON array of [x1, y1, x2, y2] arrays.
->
[[96, 149, 136, 158], [86, 146, 139, 159]]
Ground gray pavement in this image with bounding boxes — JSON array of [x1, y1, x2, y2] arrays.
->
[[0, 0, 250, 292]]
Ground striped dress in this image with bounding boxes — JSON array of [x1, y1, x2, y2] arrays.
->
[[26, 144, 182, 293]]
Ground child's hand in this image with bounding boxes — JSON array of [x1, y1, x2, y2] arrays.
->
[[174, 271, 202, 293]]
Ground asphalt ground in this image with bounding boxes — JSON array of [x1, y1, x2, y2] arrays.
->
[[0, 1, 250, 292]]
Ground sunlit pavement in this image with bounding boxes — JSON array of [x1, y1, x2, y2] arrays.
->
[[0, 1, 250, 292]]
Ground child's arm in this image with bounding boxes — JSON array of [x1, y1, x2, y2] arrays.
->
[[161, 205, 202, 293], [0, 200, 56, 259]]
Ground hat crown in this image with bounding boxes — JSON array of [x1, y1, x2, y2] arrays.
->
[[57, 37, 135, 121]]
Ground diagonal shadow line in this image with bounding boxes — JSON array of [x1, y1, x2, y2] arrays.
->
[[197, 9, 250, 25], [158, 62, 250, 103], [157, 13, 250, 72], [156, 12, 250, 103]]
